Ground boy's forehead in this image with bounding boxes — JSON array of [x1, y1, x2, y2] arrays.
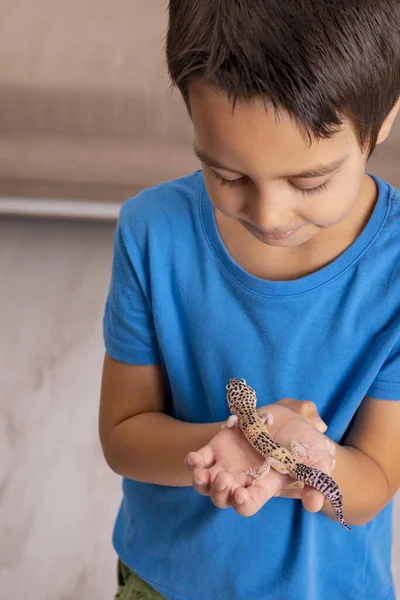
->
[[189, 80, 355, 175]]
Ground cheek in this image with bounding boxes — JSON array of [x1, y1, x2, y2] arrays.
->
[[310, 195, 357, 227], [202, 172, 242, 216], [311, 156, 367, 227], [309, 181, 363, 228]]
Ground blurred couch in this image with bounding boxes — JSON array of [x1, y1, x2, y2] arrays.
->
[[0, 0, 197, 204], [0, 0, 398, 208]]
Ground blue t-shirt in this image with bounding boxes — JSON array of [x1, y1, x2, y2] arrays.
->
[[103, 170, 400, 600]]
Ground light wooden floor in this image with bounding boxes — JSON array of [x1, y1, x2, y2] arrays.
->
[[0, 220, 121, 599], [1, 154, 400, 597]]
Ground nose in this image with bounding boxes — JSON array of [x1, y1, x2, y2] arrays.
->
[[240, 187, 296, 232]]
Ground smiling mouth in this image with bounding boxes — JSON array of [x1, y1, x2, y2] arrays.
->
[[257, 228, 299, 239], [242, 221, 303, 240]]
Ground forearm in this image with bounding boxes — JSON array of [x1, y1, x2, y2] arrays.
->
[[102, 412, 222, 486], [321, 443, 390, 526]]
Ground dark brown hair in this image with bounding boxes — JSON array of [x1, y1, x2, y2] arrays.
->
[[166, 0, 400, 156]]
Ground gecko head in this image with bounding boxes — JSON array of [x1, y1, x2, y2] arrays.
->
[[226, 378, 257, 415]]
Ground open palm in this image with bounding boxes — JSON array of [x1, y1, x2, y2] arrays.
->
[[186, 403, 336, 517]]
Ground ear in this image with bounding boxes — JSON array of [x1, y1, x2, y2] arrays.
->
[[376, 97, 400, 146]]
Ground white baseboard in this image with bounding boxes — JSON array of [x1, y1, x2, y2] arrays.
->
[[0, 197, 120, 221]]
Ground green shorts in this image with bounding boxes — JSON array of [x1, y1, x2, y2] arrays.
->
[[115, 559, 165, 600]]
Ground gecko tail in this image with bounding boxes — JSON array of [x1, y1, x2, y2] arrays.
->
[[294, 463, 351, 531]]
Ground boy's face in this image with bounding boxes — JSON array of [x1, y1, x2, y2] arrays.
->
[[189, 81, 389, 250]]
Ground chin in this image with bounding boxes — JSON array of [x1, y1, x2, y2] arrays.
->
[[261, 237, 308, 248]]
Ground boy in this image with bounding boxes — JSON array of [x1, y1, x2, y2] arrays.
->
[[99, 1, 400, 598]]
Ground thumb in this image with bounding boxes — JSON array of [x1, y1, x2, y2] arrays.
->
[[276, 398, 327, 432], [232, 475, 283, 517], [298, 400, 328, 433]]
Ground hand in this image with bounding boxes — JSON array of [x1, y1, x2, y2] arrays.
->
[[273, 398, 329, 499], [185, 401, 336, 517]]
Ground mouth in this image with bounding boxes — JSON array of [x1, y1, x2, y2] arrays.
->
[[257, 228, 300, 240], [242, 222, 302, 240]]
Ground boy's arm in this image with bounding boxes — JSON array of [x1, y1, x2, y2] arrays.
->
[[317, 397, 400, 526], [99, 353, 222, 487]]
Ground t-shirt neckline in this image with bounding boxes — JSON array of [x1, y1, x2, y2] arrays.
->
[[199, 171, 390, 297]]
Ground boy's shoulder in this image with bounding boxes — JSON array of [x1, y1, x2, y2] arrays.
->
[[386, 177, 400, 200], [377, 174, 400, 217], [118, 170, 204, 229]]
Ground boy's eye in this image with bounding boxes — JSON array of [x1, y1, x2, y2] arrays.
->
[[213, 171, 247, 187], [212, 170, 331, 196], [294, 180, 332, 196]]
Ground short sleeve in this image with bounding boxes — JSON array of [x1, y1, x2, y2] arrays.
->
[[103, 207, 161, 365], [366, 340, 400, 400]]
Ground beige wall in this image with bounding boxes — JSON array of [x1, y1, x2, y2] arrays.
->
[[0, 0, 397, 202]]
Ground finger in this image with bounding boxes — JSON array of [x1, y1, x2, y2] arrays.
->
[[299, 400, 327, 432], [301, 487, 325, 512], [277, 481, 304, 499], [276, 398, 327, 432], [326, 438, 336, 457], [276, 488, 303, 499], [192, 467, 212, 496], [185, 445, 216, 471], [284, 481, 305, 489], [209, 472, 237, 509], [232, 477, 282, 517]]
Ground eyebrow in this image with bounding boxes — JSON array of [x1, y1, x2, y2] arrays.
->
[[193, 144, 348, 179]]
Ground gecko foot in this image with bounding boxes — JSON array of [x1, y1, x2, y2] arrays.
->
[[243, 468, 259, 477], [242, 468, 267, 485], [289, 440, 312, 460], [259, 411, 274, 426], [242, 460, 272, 485], [221, 415, 239, 430]]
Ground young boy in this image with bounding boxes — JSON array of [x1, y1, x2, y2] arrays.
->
[[99, 1, 400, 598]]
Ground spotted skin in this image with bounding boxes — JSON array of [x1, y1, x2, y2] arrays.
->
[[226, 378, 351, 531]]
